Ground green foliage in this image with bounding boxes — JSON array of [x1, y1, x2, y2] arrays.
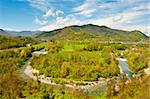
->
[[125, 47, 149, 73], [0, 42, 46, 98], [107, 75, 150, 99], [31, 42, 120, 82], [0, 35, 149, 98], [0, 35, 41, 50]]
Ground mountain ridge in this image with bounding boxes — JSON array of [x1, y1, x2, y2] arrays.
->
[[37, 24, 148, 41]]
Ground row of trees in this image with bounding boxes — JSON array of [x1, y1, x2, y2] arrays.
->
[[45, 40, 133, 52]]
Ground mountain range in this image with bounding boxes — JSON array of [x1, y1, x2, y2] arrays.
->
[[0, 24, 149, 41], [0, 29, 42, 36]]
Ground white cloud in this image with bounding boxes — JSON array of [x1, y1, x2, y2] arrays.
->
[[56, 17, 67, 25], [112, 15, 123, 22], [76, 9, 97, 17], [73, 0, 98, 16], [39, 16, 82, 31], [31, 0, 149, 36], [43, 9, 55, 18], [56, 16, 81, 26], [27, 0, 49, 12], [43, 9, 64, 18], [39, 24, 59, 31], [143, 26, 150, 36], [39, 4, 149, 34], [33, 17, 48, 25], [73, 0, 112, 16], [88, 9, 148, 30], [56, 10, 64, 16]]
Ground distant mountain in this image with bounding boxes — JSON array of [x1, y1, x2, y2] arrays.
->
[[0, 29, 10, 36], [37, 24, 148, 41], [0, 29, 43, 36], [6, 30, 43, 36]]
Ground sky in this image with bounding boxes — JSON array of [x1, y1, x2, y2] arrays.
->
[[0, 0, 149, 35]]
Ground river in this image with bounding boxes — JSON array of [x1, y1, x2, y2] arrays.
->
[[117, 58, 133, 78], [20, 49, 133, 95]]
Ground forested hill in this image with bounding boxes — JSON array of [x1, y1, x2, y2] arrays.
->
[[37, 24, 148, 41]]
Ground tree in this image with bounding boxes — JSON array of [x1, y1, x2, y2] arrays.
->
[[1, 71, 23, 99], [60, 62, 70, 78]]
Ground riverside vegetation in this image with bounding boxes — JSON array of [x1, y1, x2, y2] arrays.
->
[[0, 24, 150, 99]]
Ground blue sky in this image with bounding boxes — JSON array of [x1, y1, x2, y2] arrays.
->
[[0, 0, 149, 35]]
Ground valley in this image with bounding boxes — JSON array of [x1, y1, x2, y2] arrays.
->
[[0, 24, 150, 99]]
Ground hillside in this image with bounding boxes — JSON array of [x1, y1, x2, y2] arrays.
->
[[0, 29, 10, 36], [37, 24, 148, 41]]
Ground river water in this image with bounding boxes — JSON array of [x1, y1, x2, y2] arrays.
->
[[117, 58, 133, 78]]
